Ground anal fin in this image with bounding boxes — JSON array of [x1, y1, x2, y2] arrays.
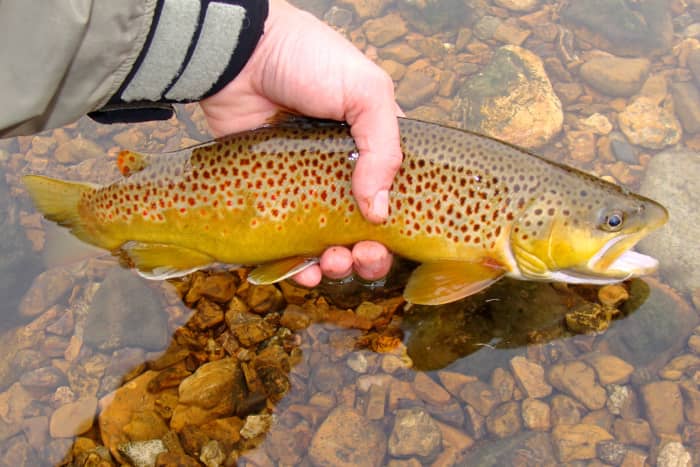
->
[[404, 261, 505, 305], [248, 257, 317, 285], [120, 241, 215, 280]]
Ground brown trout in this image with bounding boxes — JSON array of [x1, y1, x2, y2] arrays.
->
[[23, 115, 668, 305]]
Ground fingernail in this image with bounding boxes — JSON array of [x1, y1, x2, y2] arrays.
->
[[371, 190, 389, 221]]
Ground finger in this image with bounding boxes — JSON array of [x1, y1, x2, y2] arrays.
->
[[345, 73, 403, 224], [352, 241, 392, 280], [292, 264, 323, 287], [319, 246, 354, 279]]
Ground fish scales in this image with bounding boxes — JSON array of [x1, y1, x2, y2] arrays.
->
[[23, 116, 668, 304]]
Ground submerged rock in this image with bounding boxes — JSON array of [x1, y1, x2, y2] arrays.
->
[[83, 269, 168, 351], [456, 45, 562, 149], [579, 56, 650, 97], [618, 97, 682, 149]]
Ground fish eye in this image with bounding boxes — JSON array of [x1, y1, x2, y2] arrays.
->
[[600, 211, 624, 232]]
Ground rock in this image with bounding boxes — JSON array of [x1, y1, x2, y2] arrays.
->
[[347, 352, 369, 373], [621, 448, 649, 467], [388, 407, 442, 458], [380, 60, 406, 81], [0, 435, 41, 467], [19, 366, 66, 392], [119, 439, 167, 467], [671, 82, 700, 134], [464, 431, 556, 465], [597, 440, 628, 466], [363, 14, 407, 47], [456, 45, 563, 149], [490, 367, 515, 403], [84, 269, 168, 351], [200, 440, 225, 467], [459, 380, 500, 416], [638, 151, 700, 294], [123, 410, 169, 442], [473, 16, 501, 41], [366, 383, 387, 420], [550, 395, 585, 426], [266, 421, 312, 465], [689, 48, 700, 88], [337, 0, 389, 18], [19, 268, 73, 318], [618, 97, 682, 149], [680, 381, 700, 424], [509, 356, 552, 398], [552, 424, 613, 462], [641, 381, 684, 435], [485, 401, 521, 438], [379, 43, 421, 64], [311, 360, 345, 392], [580, 56, 650, 97], [245, 284, 284, 314], [565, 130, 596, 163], [323, 6, 353, 29], [562, 0, 672, 56], [656, 441, 692, 467], [396, 70, 439, 109], [49, 397, 98, 438], [22, 416, 49, 452], [584, 353, 634, 385], [578, 113, 613, 136], [660, 355, 700, 380], [184, 271, 236, 304], [240, 413, 273, 440], [598, 284, 629, 307], [226, 306, 276, 347], [521, 398, 550, 431], [413, 373, 450, 405], [614, 418, 654, 447], [280, 304, 312, 331], [54, 135, 103, 164], [396, 0, 472, 36], [190, 298, 224, 330], [494, 0, 538, 11], [548, 361, 606, 410], [309, 407, 386, 467]]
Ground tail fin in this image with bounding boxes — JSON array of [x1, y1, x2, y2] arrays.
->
[[22, 174, 95, 245]]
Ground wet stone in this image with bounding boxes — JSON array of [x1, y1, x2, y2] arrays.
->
[[396, 70, 439, 109], [84, 269, 168, 351], [548, 360, 606, 410], [379, 43, 421, 64], [490, 367, 515, 403], [614, 418, 654, 447], [413, 372, 450, 405], [388, 407, 442, 459], [509, 356, 552, 398], [641, 381, 684, 435], [363, 13, 407, 47], [607, 384, 639, 418], [660, 355, 700, 380], [579, 56, 650, 97], [19, 366, 66, 392], [189, 298, 224, 330], [309, 407, 386, 467], [19, 268, 73, 318], [656, 441, 692, 467], [437, 371, 477, 398], [597, 439, 628, 466], [459, 380, 500, 416], [550, 394, 585, 426], [246, 284, 284, 314], [1, 434, 41, 467], [618, 97, 682, 149], [552, 424, 613, 462], [347, 352, 369, 373], [610, 133, 639, 164], [485, 401, 521, 438], [584, 353, 634, 385], [119, 439, 167, 467], [266, 421, 312, 465], [671, 81, 700, 134], [366, 383, 387, 420], [240, 413, 273, 440], [226, 308, 276, 347], [680, 381, 700, 425], [380, 59, 407, 81], [50, 396, 98, 438], [521, 398, 550, 431]]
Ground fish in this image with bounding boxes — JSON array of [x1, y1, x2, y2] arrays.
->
[[22, 114, 668, 305]]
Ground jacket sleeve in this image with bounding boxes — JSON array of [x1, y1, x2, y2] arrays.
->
[[0, 0, 268, 138]]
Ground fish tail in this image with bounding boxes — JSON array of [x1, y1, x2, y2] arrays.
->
[[22, 174, 96, 245]]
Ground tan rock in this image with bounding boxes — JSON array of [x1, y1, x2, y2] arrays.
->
[[380, 59, 406, 81], [309, 408, 386, 467], [584, 353, 634, 385], [493, 22, 531, 46], [577, 113, 613, 136], [366, 383, 386, 421], [379, 43, 420, 64], [618, 97, 682, 149], [598, 284, 629, 307], [660, 354, 700, 380], [435, 420, 473, 453], [550, 395, 585, 426], [565, 130, 597, 163], [548, 361, 606, 410], [679, 380, 700, 425], [413, 372, 451, 405], [580, 56, 650, 97], [363, 14, 407, 47], [521, 398, 550, 431], [552, 424, 613, 462], [396, 70, 438, 109], [620, 448, 648, 467], [494, 0, 539, 11], [19, 268, 73, 318], [614, 418, 653, 447], [49, 397, 97, 438], [641, 381, 684, 435], [581, 409, 614, 433], [338, 0, 389, 18], [459, 380, 500, 416], [486, 401, 521, 438], [509, 356, 552, 399]]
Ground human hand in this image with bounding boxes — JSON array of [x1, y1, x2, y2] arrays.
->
[[200, 0, 401, 286]]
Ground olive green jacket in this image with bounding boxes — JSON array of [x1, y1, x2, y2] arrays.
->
[[0, 0, 267, 138]]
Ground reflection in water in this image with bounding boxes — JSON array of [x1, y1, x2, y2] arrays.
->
[[1, 0, 699, 464]]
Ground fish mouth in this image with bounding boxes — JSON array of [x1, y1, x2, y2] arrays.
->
[[585, 234, 658, 279]]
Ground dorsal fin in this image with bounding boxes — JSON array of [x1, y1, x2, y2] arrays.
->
[[117, 150, 149, 177]]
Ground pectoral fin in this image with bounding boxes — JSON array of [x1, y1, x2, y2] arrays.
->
[[120, 241, 215, 280], [404, 261, 505, 305], [248, 257, 317, 285], [117, 150, 150, 176]]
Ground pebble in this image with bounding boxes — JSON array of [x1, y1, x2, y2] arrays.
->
[[689, 48, 700, 87], [656, 441, 692, 467], [53, 135, 103, 164], [49, 397, 98, 438], [490, 367, 515, 403], [550, 394, 585, 426], [379, 59, 407, 81], [413, 372, 451, 405], [459, 380, 500, 417], [565, 130, 596, 163], [641, 381, 684, 435], [309, 407, 386, 467], [680, 381, 700, 424], [396, 70, 439, 109], [614, 418, 654, 447], [347, 352, 369, 373], [552, 424, 613, 462], [19, 268, 73, 318], [509, 356, 552, 399], [660, 354, 700, 380], [521, 398, 550, 431], [240, 413, 273, 440], [379, 43, 421, 63], [494, 0, 538, 11], [585, 353, 634, 385], [366, 383, 387, 420], [548, 361, 606, 410], [338, 0, 389, 18], [363, 14, 407, 47], [118, 439, 167, 467], [485, 401, 521, 438], [597, 439, 628, 465], [580, 56, 650, 97], [671, 81, 700, 134], [388, 407, 442, 458], [618, 97, 682, 149]]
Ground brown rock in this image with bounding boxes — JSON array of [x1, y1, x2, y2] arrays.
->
[[614, 418, 654, 447], [494, 0, 539, 11], [548, 361, 606, 410], [366, 383, 387, 420], [493, 22, 531, 46], [190, 298, 224, 330], [123, 410, 169, 442], [459, 380, 500, 416], [388, 407, 442, 458], [565, 130, 597, 163], [309, 407, 386, 467], [338, 0, 389, 18], [246, 284, 284, 314], [437, 371, 478, 397], [177, 358, 238, 409], [413, 373, 451, 405], [19, 268, 73, 318], [550, 395, 585, 426], [363, 14, 407, 47], [185, 271, 236, 303], [581, 409, 614, 433], [598, 284, 629, 307], [680, 380, 700, 424], [54, 136, 104, 164], [509, 356, 552, 398], [584, 353, 634, 385], [485, 401, 521, 438], [580, 56, 650, 97], [521, 398, 550, 431], [671, 81, 700, 134], [660, 354, 700, 380], [490, 367, 515, 403], [50, 397, 97, 438], [618, 97, 682, 149], [435, 420, 473, 453], [379, 43, 421, 64], [552, 424, 613, 462], [396, 70, 438, 109], [620, 448, 648, 467], [641, 381, 684, 435], [380, 59, 406, 81], [267, 421, 312, 465]]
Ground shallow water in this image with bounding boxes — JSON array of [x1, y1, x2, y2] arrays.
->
[[1, 0, 699, 465]]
